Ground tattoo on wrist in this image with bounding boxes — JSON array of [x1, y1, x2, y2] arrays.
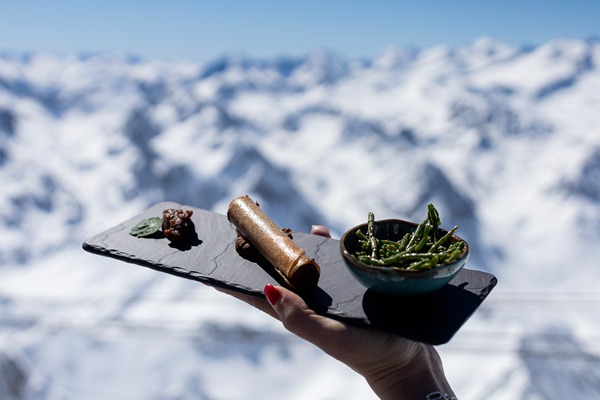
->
[[425, 391, 457, 400]]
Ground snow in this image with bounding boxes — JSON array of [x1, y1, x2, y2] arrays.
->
[[1, 37, 599, 399]]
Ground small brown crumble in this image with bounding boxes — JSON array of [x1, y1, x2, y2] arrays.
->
[[162, 208, 194, 243]]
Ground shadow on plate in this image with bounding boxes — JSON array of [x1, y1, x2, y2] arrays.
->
[[362, 282, 483, 345]]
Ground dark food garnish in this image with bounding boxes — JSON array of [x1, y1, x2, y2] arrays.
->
[[162, 208, 194, 243]]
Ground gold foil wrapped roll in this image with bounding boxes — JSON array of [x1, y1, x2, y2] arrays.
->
[[227, 195, 320, 290]]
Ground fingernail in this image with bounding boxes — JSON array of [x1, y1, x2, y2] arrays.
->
[[264, 284, 282, 306]]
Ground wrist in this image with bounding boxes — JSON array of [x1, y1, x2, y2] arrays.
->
[[364, 344, 455, 400]]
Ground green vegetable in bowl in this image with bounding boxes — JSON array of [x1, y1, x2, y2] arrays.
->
[[353, 204, 464, 271]]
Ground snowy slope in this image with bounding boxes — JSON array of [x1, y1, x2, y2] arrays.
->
[[0, 37, 599, 399]]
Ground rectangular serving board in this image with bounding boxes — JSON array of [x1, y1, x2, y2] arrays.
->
[[82, 202, 497, 345]]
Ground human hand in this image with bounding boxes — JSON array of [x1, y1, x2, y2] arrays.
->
[[216, 225, 455, 399]]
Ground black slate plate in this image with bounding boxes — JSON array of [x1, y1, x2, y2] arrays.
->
[[82, 201, 497, 345]]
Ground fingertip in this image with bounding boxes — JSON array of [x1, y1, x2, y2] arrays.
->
[[311, 225, 331, 238], [264, 284, 282, 306]]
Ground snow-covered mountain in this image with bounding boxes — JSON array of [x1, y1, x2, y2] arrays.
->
[[1, 37, 599, 399]]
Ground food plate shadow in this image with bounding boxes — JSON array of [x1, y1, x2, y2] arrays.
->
[[362, 283, 482, 345], [304, 287, 333, 313], [168, 231, 202, 251], [240, 251, 333, 308]]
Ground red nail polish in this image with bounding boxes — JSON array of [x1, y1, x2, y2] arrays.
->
[[264, 284, 282, 305]]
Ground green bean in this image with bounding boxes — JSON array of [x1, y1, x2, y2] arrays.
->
[[428, 226, 458, 254], [406, 218, 427, 250], [398, 233, 411, 251], [355, 229, 368, 241], [380, 251, 439, 265], [444, 243, 464, 263], [406, 255, 439, 271], [356, 255, 374, 265], [414, 223, 432, 252], [427, 203, 441, 242], [367, 212, 379, 258]]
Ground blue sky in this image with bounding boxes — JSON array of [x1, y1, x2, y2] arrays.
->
[[1, 0, 598, 63]]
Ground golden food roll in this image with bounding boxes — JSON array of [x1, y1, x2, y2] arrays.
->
[[227, 195, 321, 291]]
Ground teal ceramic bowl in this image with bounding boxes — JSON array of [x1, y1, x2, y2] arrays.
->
[[340, 219, 469, 296]]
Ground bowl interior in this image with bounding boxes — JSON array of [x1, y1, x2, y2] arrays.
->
[[342, 219, 467, 267]]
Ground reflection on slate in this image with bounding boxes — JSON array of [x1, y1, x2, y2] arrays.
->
[[83, 201, 497, 345]]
